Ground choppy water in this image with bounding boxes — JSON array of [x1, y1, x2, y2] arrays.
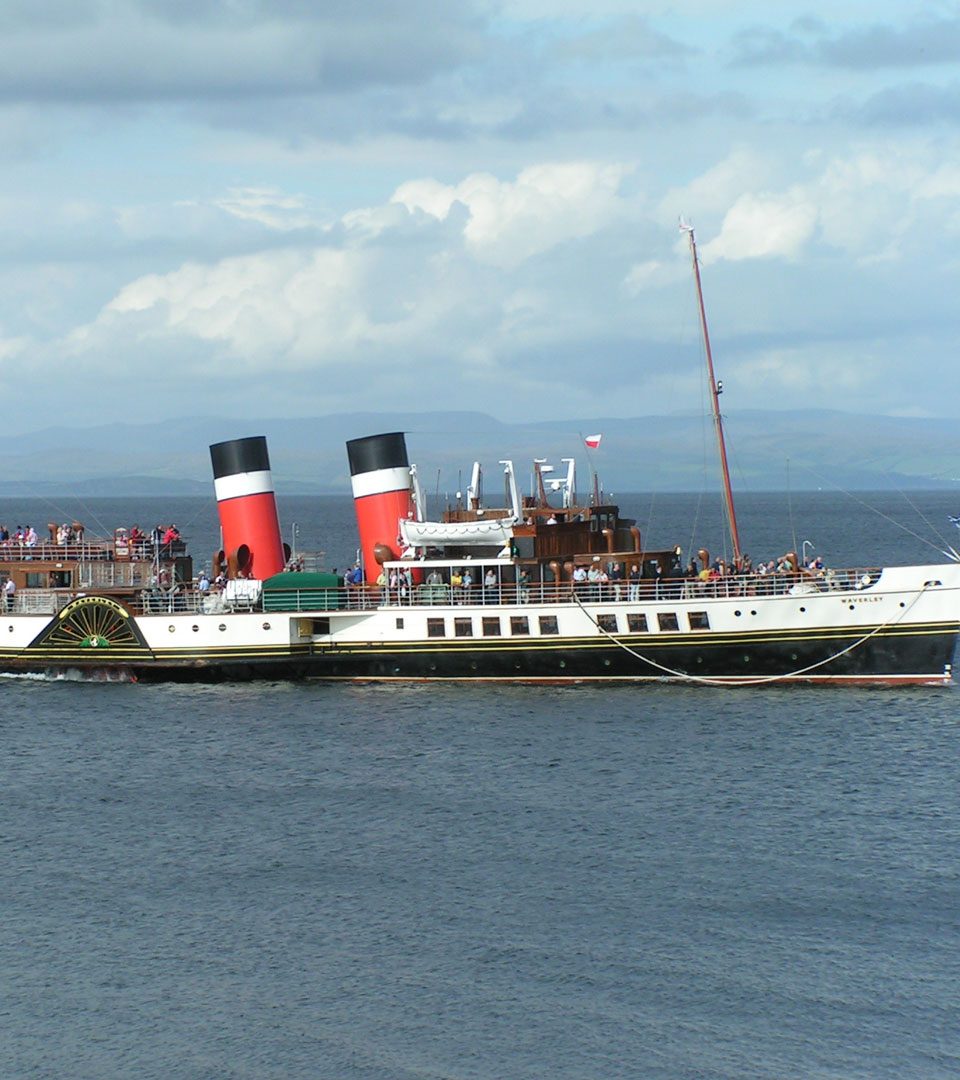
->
[[3, 492, 960, 1078]]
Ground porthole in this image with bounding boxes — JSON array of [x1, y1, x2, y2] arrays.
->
[[192, 625, 199, 632], [900, 602, 906, 608], [219, 624, 227, 631], [791, 653, 798, 661], [743, 655, 750, 663], [559, 660, 566, 669], [168, 625, 175, 633], [262, 622, 271, 630], [799, 607, 806, 613], [7, 626, 12, 632], [750, 610, 757, 616], [734, 610, 742, 617], [603, 658, 611, 667], [849, 604, 855, 611]]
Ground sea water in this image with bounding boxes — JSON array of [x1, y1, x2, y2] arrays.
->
[[2, 492, 959, 1079]]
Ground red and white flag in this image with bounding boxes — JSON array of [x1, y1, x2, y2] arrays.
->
[[584, 433, 602, 449]]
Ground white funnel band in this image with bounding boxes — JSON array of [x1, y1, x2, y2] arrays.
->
[[350, 466, 411, 500], [214, 470, 275, 502]]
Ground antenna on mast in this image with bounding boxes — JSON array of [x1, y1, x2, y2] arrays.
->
[[680, 217, 743, 566]]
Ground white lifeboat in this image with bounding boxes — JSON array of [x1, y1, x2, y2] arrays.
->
[[399, 516, 516, 548]]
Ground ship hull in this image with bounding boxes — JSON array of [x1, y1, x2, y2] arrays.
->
[[2, 564, 956, 685]]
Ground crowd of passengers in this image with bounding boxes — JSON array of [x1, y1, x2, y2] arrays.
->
[[332, 548, 844, 606], [0, 522, 184, 555], [0, 524, 44, 547]]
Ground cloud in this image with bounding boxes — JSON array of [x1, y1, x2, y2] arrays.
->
[[209, 187, 319, 231], [12, 134, 960, 431], [0, 1, 489, 104], [702, 193, 818, 262], [731, 13, 960, 71], [392, 161, 633, 266]]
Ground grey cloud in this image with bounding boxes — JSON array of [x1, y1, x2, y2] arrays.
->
[[549, 15, 692, 66], [731, 14, 960, 71], [0, 2, 490, 103], [852, 80, 960, 126], [495, 88, 752, 141]]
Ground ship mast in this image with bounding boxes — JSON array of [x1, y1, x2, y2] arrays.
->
[[680, 220, 743, 566]]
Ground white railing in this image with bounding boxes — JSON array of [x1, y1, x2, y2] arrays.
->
[[1, 567, 883, 619]]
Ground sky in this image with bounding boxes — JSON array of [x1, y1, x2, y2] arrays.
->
[[2, 0, 960, 434]]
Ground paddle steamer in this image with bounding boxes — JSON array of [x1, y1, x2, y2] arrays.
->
[[1, 226, 957, 684]]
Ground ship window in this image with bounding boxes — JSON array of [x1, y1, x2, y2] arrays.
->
[[658, 612, 679, 631], [427, 618, 446, 638], [627, 613, 648, 633], [510, 616, 529, 636], [538, 615, 559, 635], [396, 617, 404, 629], [482, 617, 501, 637], [26, 573, 47, 588], [597, 614, 618, 633], [454, 618, 473, 637], [689, 611, 710, 631]]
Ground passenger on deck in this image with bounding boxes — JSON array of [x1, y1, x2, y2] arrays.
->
[[197, 571, 210, 593], [587, 562, 602, 600], [484, 568, 497, 603], [609, 562, 623, 601], [518, 567, 531, 603], [24, 526, 37, 548], [3, 577, 15, 611]]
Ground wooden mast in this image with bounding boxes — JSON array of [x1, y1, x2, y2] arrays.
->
[[681, 221, 743, 566]]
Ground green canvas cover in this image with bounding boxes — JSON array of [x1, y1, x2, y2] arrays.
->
[[262, 572, 341, 590]]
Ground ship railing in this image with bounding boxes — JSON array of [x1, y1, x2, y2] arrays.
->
[[1, 540, 116, 562], [112, 566, 885, 617], [5, 589, 70, 615], [136, 590, 208, 615], [0, 539, 189, 563], [359, 568, 884, 608]]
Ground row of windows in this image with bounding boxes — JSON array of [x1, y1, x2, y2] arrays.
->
[[299, 612, 712, 639], [425, 611, 710, 638]]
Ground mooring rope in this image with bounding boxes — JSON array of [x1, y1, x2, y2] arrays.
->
[[571, 583, 931, 687]]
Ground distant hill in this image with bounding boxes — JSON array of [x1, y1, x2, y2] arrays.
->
[[1, 409, 957, 495]]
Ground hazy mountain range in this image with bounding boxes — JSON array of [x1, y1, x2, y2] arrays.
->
[[1, 410, 957, 496]]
